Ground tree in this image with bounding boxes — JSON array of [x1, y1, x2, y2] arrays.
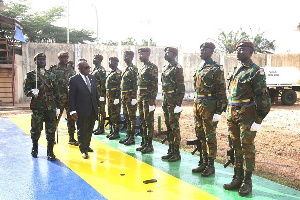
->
[[215, 28, 275, 54], [102, 40, 118, 46], [0, 0, 96, 43], [141, 39, 156, 46], [121, 37, 136, 45]]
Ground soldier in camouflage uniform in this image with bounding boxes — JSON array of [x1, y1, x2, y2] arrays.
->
[[105, 57, 122, 140], [136, 48, 158, 154], [91, 54, 107, 135], [161, 47, 185, 162], [223, 41, 271, 197], [49, 51, 77, 146], [119, 51, 138, 145], [193, 42, 227, 177], [24, 53, 58, 161]]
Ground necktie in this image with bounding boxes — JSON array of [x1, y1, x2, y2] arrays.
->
[[85, 75, 91, 92]]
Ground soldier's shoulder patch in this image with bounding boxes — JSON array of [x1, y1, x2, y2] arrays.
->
[[219, 65, 224, 71], [177, 64, 182, 69]]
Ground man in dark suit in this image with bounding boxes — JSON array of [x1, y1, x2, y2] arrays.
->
[[69, 61, 99, 159]]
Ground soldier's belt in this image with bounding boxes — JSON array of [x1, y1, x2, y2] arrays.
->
[[138, 86, 147, 91], [106, 88, 117, 91], [228, 98, 252, 106], [122, 90, 132, 94], [163, 89, 174, 95], [196, 92, 214, 99]]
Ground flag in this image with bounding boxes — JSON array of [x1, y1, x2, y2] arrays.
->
[[14, 23, 26, 43]]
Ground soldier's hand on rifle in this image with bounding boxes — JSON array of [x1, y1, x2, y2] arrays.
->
[[131, 99, 137, 105], [213, 114, 222, 122], [250, 122, 261, 131], [99, 96, 105, 101], [56, 108, 60, 118], [174, 105, 182, 113], [149, 105, 155, 112], [113, 99, 120, 105], [31, 89, 39, 97]]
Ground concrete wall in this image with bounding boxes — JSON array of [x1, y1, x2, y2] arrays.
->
[[14, 55, 24, 103]]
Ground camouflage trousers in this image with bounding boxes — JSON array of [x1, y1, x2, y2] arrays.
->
[[194, 100, 218, 159], [57, 100, 76, 137], [122, 95, 137, 133], [227, 104, 256, 172], [162, 99, 181, 145], [30, 109, 56, 142], [97, 100, 106, 126], [107, 99, 121, 128], [138, 99, 154, 138]]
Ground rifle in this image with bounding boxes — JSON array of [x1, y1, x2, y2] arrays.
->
[[156, 130, 169, 144], [224, 135, 234, 168], [186, 139, 202, 155]]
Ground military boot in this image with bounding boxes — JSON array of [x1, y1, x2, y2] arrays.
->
[[161, 144, 173, 159], [192, 153, 208, 173], [201, 157, 215, 177], [124, 132, 135, 145], [68, 132, 78, 146], [223, 167, 244, 190], [238, 171, 252, 196], [31, 140, 38, 158], [119, 132, 130, 144], [136, 137, 147, 151], [94, 124, 105, 135], [168, 144, 181, 162], [109, 125, 120, 140], [106, 125, 114, 138], [141, 138, 154, 154], [47, 141, 56, 161]]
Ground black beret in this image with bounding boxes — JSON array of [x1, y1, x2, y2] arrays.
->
[[109, 57, 119, 62], [124, 51, 134, 56], [200, 42, 216, 50], [138, 47, 151, 53], [33, 53, 46, 61], [164, 47, 178, 56], [94, 54, 103, 60], [236, 41, 255, 50], [57, 51, 69, 58]]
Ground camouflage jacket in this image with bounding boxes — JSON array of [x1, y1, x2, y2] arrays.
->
[[162, 61, 185, 106], [137, 61, 158, 101], [49, 63, 75, 103], [228, 59, 271, 123], [194, 58, 227, 114], [121, 63, 138, 99], [92, 65, 106, 98], [105, 68, 122, 100], [24, 69, 58, 110]]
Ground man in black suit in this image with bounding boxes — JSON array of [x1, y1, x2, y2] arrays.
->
[[69, 61, 99, 159]]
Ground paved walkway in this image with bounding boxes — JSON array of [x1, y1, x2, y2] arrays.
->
[[0, 116, 299, 200]]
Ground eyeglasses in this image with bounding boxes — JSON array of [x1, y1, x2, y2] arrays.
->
[[83, 66, 91, 70]]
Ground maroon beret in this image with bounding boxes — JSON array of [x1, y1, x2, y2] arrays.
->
[[236, 41, 255, 50], [138, 47, 151, 53], [94, 54, 103, 60], [164, 47, 178, 56], [124, 51, 134, 56], [200, 42, 216, 50], [57, 51, 69, 58], [109, 57, 119, 62]]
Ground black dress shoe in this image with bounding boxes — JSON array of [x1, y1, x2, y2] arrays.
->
[[88, 147, 94, 152], [82, 152, 89, 159], [68, 138, 79, 146]]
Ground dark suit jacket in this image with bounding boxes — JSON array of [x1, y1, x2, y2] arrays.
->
[[69, 74, 99, 118]]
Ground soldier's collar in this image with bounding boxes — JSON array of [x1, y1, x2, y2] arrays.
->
[[239, 59, 253, 68]]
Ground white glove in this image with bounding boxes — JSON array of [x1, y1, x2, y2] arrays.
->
[[131, 99, 137, 105], [56, 108, 60, 118], [174, 105, 182, 113], [149, 105, 155, 112], [113, 99, 119, 105], [99, 96, 105, 101], [250, 122, 261, 131], [213, 114, 222, 122], [31, 89, 39, 97]]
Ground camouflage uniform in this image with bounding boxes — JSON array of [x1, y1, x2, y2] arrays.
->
[[162, 62, 185, 145], [121, 63, 138, 144], [137, 61, 158, 152], [92, 64, 106, 133], [227, 59, 271, 172], [106, 67, 122, 137], [49, 63, 76, 141], [24, 67, 58, 160]]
